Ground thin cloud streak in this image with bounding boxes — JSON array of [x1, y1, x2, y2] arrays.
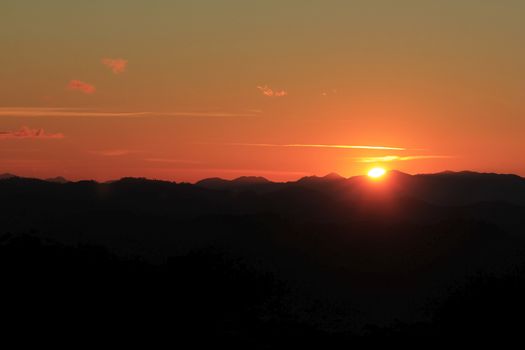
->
[[89, 150, 136, 157], [354, 155, 456, 163], [158, 111, 260, 117], [0, 126, 64, 140], [0, 108, 259, 118], [230, 143, 407, 151], [145, 158, 202, 164], [0, 108, 149, 118], [177, 168, 310, 178]]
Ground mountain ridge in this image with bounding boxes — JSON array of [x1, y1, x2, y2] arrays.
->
[[2, 170, 524, 185], [2, 170, 525, 206]]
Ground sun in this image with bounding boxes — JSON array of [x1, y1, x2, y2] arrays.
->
[[368, 167, 386, 179]]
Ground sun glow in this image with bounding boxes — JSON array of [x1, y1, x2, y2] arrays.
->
[[368, 167, 386, 179]]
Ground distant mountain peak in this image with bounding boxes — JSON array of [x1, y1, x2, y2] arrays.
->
[[232, 176, 270, 183], [196, 177, 229, 185], [297, 172, 346, 184], [386, 170, 412, 178], [322, 172, 345, 180], [195, 175, 273, 192], [45, 176, 69, 184], [0, 173, 17, 180], [115, 177, 176, 185]]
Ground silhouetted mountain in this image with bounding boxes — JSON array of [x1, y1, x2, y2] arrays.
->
[[196, 175, 274, 192], [298, 172, 345, 182], [0, 173, 17, 179], [195, 177, 230, 188], [45, 176, 69, 183], [235, 175, 271, 183], [193, 170, 525, 205], [387, 170, 525, 206], [2, 170, 525, 337]]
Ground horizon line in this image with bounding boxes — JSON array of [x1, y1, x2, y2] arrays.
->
[[1, 169, 522, 185]]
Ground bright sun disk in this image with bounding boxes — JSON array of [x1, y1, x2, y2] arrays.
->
[[368, 167, 386, 179]]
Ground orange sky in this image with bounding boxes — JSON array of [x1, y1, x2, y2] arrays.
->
[[1, 1, 525, 182]]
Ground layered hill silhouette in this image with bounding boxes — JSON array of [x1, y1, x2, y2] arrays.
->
[[4, 170, 525, 205], [196, 170, 525, 205], [2, 170, 525, 338]]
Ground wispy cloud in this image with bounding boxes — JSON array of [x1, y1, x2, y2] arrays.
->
[[257, 85, 287, 97], [145, 158, 202, 164], [89, 149, 135, 157], [0, 126, 64, 140], [229, 143, 407, 151], [174, 168, 309, 179], [0, 108, 148, 118], [198, 168, 309, 177], [89, 153, 201, 162], [354, 155, 455, 163], [158, 111, 260, 117], [67, 80, 96, 94], [101, 58, 128, 74], [0, 108, 259, 118]]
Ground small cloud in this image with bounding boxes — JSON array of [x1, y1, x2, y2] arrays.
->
[[257, 85, 287, 97], [67, 80, 96, 94], [0, 126, 64, 140], [101, 58, 128, 74], [321, 89, 337, 97], [257, 85, 274, 97]]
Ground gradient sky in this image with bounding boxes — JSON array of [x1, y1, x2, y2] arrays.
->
[[1, 0, 525, 181]]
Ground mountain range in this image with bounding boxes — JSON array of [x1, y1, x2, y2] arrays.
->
[[3, 170, 525, 206], [2, 169, 525, 336]]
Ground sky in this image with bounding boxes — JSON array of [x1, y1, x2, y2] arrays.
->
[[1, 0, 525, 182]]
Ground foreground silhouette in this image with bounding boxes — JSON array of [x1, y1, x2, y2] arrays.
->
[[1, 171, 525, 339]]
